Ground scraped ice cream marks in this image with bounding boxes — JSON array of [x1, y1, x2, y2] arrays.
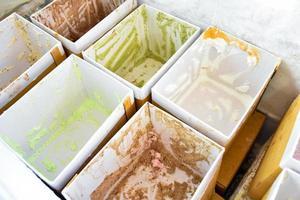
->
[[32, 0, 127, 42], [162, 27, 262, 136], [293, 139, 300, 160], [60, 103, 224, 199], [0, 14, 56, 93], [89, 5, 196, 87], [91, 129, 202, 200]]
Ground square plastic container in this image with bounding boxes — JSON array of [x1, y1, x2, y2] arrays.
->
[[280, 111, 300, 173], [31, 0, 137, 55], [62, 103, 224, 200], [0, 55, 134, 190], [0, 13, 65, 111], [263, 169, 300, 200], [152, 27, 281, 146], [83, 4, 200, 107]]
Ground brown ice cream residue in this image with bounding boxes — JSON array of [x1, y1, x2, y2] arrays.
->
[[293, 139, 300, 161], [33, 0, 126, 42], [91, 129, 202, 200]]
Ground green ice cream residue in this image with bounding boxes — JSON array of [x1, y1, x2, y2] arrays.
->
[[0, 92, 114, 180], [27, 127, 48, 150], [68, 141, 78, 151], [42, 159, 57, 172], [27, 93, 112, 164], [72, 59, 82, 80], [91, 5, 196, 88]]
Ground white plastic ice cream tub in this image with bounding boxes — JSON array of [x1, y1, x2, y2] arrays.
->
[[0, 55, 134, 190], [152, 27, 281, 146]]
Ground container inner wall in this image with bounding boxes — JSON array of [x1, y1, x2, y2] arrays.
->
[[275, 173, 300, 200], [89, 105, 221, 199], [87, 5, 197, 88], [0, 14, 57, 91], [154, 27, 279, 137], [0, 59, 118, 181], [293, 139, 300, 160], [32, 0, 127, 42]]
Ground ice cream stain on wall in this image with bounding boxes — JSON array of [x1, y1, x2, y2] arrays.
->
[[0, 66, 15, 74], [27, 93, 112, 155], [14, 17, 41, 64], [0, 15, 42, 92], [203, 27, 260, 66], [0, 90, 113, 179], [91, 5, 196, 88], [42, 158, 57, 172], [72, 61, 82, 81], [91, 129, 202, 200], [161, 27, 261, 136]]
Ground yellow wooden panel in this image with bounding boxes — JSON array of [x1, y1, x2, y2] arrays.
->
[[261, 189, 270, 200], [217, 111, 266, 192], [50, 46, 66, 65], [210, 192, 224, 200], [123, 95, 136, 120], [248, 95, 300, 200]]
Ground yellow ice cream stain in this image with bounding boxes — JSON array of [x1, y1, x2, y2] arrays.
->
[[42, 159, 57, 172], [14, 17, 41, 65]]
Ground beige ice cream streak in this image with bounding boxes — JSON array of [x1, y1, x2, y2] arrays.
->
[[92, 129, 203, 200], [90, 5, 197, 88]]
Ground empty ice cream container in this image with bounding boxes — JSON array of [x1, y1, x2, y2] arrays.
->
[[83, 4, 200, 107], [152, 27, 281, 146], [280, 111, 300, 174], [31, 0, 137, 55], [0, 55, 134, 190]]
